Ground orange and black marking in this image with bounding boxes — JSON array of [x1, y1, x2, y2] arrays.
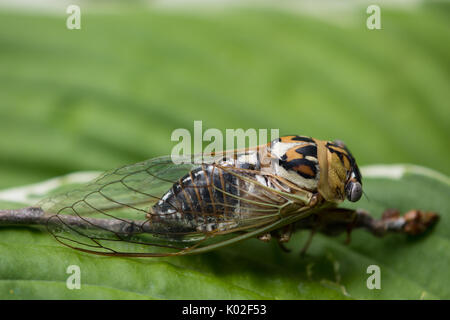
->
[[278, 136, 319, 180], [279, 135, 315, 144]]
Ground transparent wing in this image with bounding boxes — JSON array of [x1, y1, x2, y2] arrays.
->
[[38, 155, 312, 257], [40, 156, 196, 216]]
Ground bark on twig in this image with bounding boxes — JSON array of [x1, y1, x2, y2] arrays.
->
[[0, 207, 152, 234], [0, 207, 439, 238]]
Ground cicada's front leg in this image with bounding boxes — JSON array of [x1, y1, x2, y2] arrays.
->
[[273, 224, 293, 252], [257, 192, 322, 252], [257, 224, 292, 252]]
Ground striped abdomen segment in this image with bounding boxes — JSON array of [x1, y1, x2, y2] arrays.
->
[[151, 164, 241, 232]]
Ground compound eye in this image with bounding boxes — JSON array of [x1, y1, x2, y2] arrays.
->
[[346, 181, 362, 202]]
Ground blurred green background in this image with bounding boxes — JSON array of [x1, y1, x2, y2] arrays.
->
[[0, 0, 448, 191], [0, 0, 449, 300]]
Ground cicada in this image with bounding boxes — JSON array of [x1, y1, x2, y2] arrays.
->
[[0, 135, 439, 257]]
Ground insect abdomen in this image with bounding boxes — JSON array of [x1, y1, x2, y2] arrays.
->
[[151, 164, 240, 232]]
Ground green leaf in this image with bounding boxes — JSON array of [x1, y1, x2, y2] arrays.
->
[[0, 164, 448, 299], [0, 4, 448, 300]]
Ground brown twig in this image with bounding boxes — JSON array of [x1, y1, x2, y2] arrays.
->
[[0, 207, 152, 234], [0, 207, 439, 239]]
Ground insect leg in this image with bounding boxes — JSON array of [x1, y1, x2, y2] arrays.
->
[[272, 224, 293, 253], [278, 223, 292, 243], [299, 229, 316, 257], [257, 233, 272, 242], [256, 224, 293, 252]]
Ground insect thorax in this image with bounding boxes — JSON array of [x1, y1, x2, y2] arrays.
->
[[268, 136, 320, 192]]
